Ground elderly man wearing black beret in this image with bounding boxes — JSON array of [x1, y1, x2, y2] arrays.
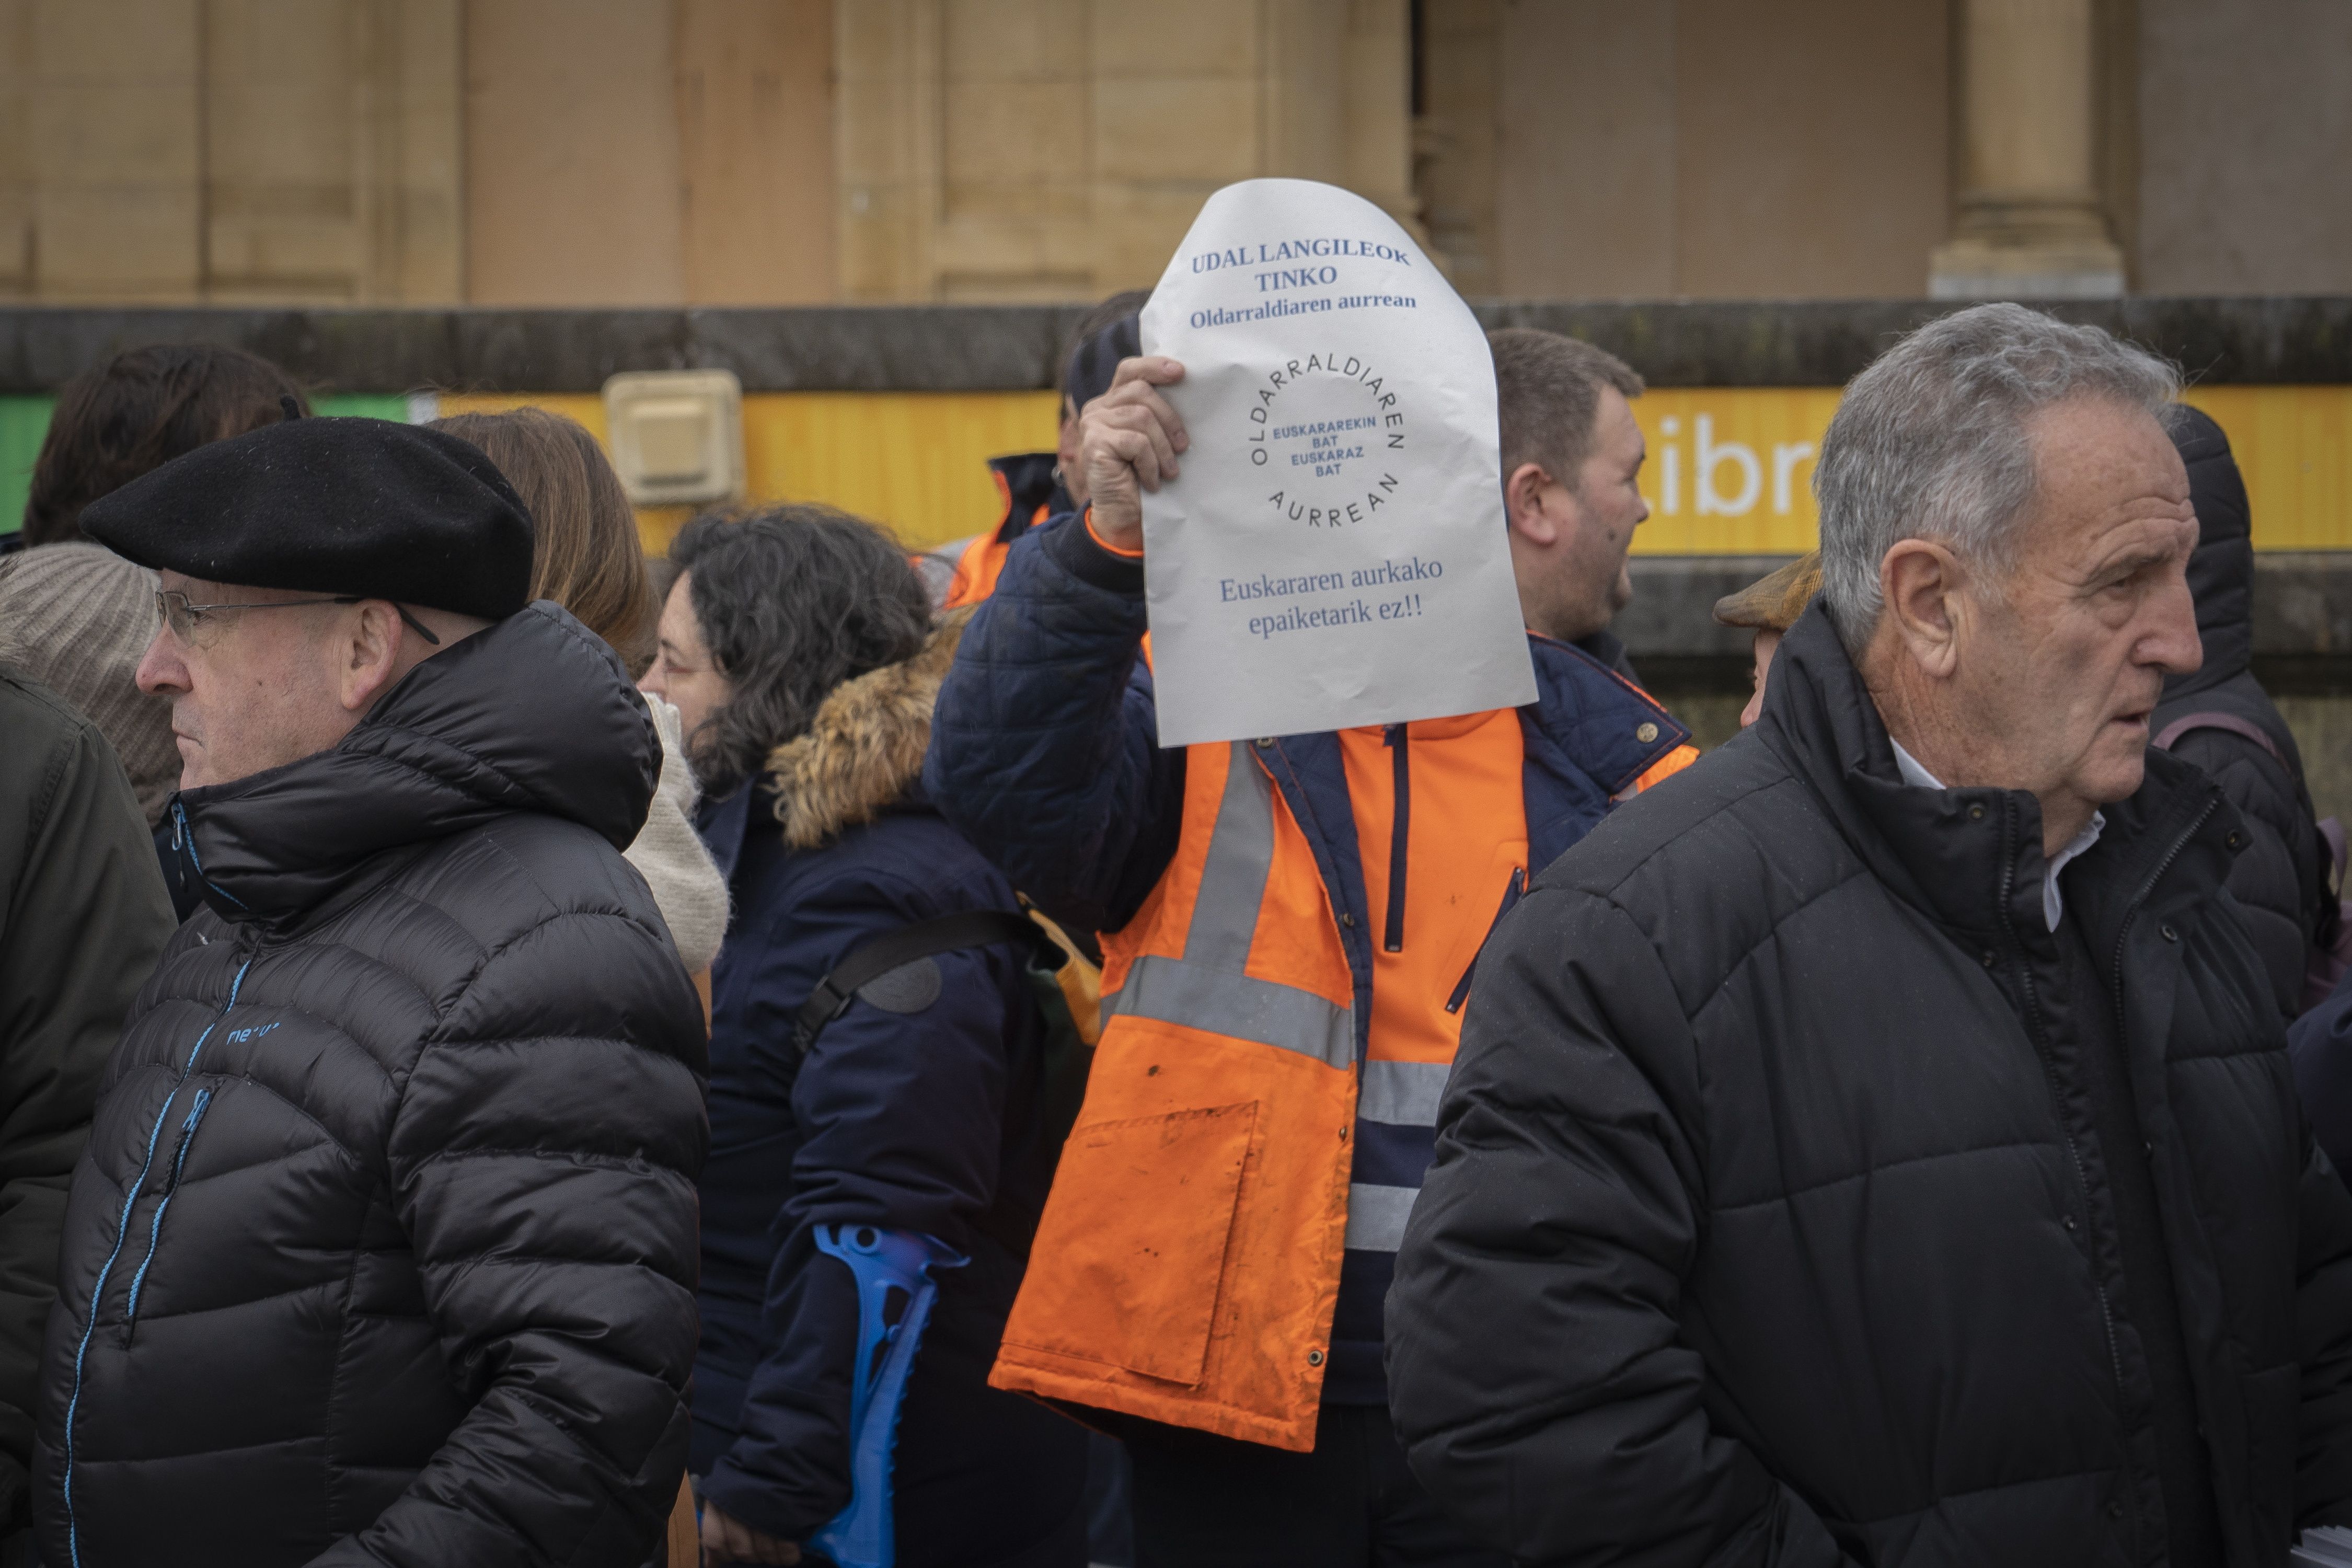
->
[[30, 416, 708, 1568]]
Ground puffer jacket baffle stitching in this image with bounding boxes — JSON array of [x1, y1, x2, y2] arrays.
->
[[1388, 605, 2352, 1568], [32, 601, 710, 1568], [2151, 403, 2324, 1020]]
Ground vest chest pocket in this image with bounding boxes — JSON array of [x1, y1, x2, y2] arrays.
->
[[1002, 1101, 1259, 1386]]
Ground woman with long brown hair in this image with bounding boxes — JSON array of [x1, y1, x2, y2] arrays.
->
[[429, 407, 730, 984], [429, 407, 655, 659]]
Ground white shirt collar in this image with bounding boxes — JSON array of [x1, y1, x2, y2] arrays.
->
[[1888, 739, 2104, 931], [1888, 738, 1943, 793]]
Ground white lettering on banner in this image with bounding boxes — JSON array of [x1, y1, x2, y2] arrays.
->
[[1138, 178, 1535, 748], [1643, 410, 1821, 526], [1772, 441, 1816, 515], [1696, 416, 1761, 516], [1660, 417, 1682, 516]]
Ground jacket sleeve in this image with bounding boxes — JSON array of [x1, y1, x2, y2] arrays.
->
[[2170, 728, 2317, 1020], [0, 712, 174, 1535], [922, 513, 1185, 936], [318, 902, 709, 1568], [1387, 883, 1858, 1568], [2294, 1123, 2352, 1527], [2293, 990, 2352, 1174], [698, 866, 1028, 1542]]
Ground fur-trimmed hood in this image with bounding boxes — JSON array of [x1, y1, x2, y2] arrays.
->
[[764, 606, 971, 850]]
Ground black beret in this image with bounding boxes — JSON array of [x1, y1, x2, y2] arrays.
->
[[79, 416, 536, 620]]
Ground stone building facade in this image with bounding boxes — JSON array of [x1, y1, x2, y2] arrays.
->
[[3, 0, 2345, 308]]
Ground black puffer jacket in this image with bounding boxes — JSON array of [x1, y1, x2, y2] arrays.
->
[[2152, 406, 2325, 1019], [32, 604, 709, 1567], [1389, 607, 2352, 1567]]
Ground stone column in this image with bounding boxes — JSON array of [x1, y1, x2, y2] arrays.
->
[[1929, 0, 2124, 298], [20, 0, 206, 302], [1263, 0, 1424, 244]]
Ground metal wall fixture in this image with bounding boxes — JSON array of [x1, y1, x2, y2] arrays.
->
[[602, 369, 747, 506]]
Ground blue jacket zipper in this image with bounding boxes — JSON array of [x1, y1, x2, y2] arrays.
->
[[62, 956, 250, 1568], [170, 799, 246, 909], [120, 1087, 214, 1341]]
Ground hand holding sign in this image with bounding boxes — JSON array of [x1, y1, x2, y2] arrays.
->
[[1133, 178, 1536, 747], [1080, 358, 1190, 554]]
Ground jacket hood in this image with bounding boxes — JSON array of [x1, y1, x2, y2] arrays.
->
[[765, 607, 971, 850], [2168, 405, 2254, 699], [179, 600, 658, 925], [987, 452, 1070, 544]]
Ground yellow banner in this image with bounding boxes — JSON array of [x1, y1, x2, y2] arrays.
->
[[1623, 390, 1843, 555], [1627, 385, 2352, 554], [443, 384, 2352, 557], [442, 389, 1062, 554]]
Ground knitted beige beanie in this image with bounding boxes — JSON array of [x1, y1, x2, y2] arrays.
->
[[0, 543, 179, 825]]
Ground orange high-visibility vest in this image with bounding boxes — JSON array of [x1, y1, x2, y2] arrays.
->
[[1627, 739, 1700, 794], [942, 531, 1013, 610], [991, 737, 1371, 1450], [944, 464, 1056, 610]]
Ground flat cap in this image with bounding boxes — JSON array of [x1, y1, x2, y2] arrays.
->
[[79, 416, 535, 620], [1713, 551, 1823, 633]]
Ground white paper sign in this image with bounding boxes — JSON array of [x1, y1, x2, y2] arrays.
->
[[1137, 177, 1537, 748]]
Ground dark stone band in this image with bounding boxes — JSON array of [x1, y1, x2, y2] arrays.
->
[[5, 297, 2351, 395]]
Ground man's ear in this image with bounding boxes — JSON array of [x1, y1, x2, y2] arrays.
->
[[335, 601, 407, 714], [1505, 463, 1563, 546], [1877, 539, 1968, 679]]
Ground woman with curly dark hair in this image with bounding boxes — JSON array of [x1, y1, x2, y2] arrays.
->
[[643, 506, 1088, 1568]]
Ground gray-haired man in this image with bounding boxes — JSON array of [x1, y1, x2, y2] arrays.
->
[[1387, 303, 2352, 1566]]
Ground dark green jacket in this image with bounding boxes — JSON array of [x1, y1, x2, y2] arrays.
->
[[0, 667, 174, 1538]]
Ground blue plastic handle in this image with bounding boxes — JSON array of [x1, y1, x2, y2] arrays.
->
[[806, 1225, 967, 1568]]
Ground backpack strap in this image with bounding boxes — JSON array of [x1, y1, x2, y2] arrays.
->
[[2153, 709, 2287, 768], [792, 910, 1051, 1056]]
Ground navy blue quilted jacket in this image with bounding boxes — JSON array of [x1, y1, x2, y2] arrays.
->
[[688, 616, 1085, 1561]]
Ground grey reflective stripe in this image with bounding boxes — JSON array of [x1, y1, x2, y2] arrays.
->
[[1106, 954, 1354, 1067], [1357, 1059, 1449, 1126], [1185, 740, 1277, 970], [1343, 1183, 1419, 1252], [1102, 740, 1355, 1069]]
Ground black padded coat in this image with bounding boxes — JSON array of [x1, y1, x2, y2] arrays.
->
[[31, 604, 709, 1567], [1388, 607, 2352, 1567], [2151, 405, 2325, 1020]]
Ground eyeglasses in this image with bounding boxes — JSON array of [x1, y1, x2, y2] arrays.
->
[[154, 590, 359, 641], [154, 591, 442, 645]]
